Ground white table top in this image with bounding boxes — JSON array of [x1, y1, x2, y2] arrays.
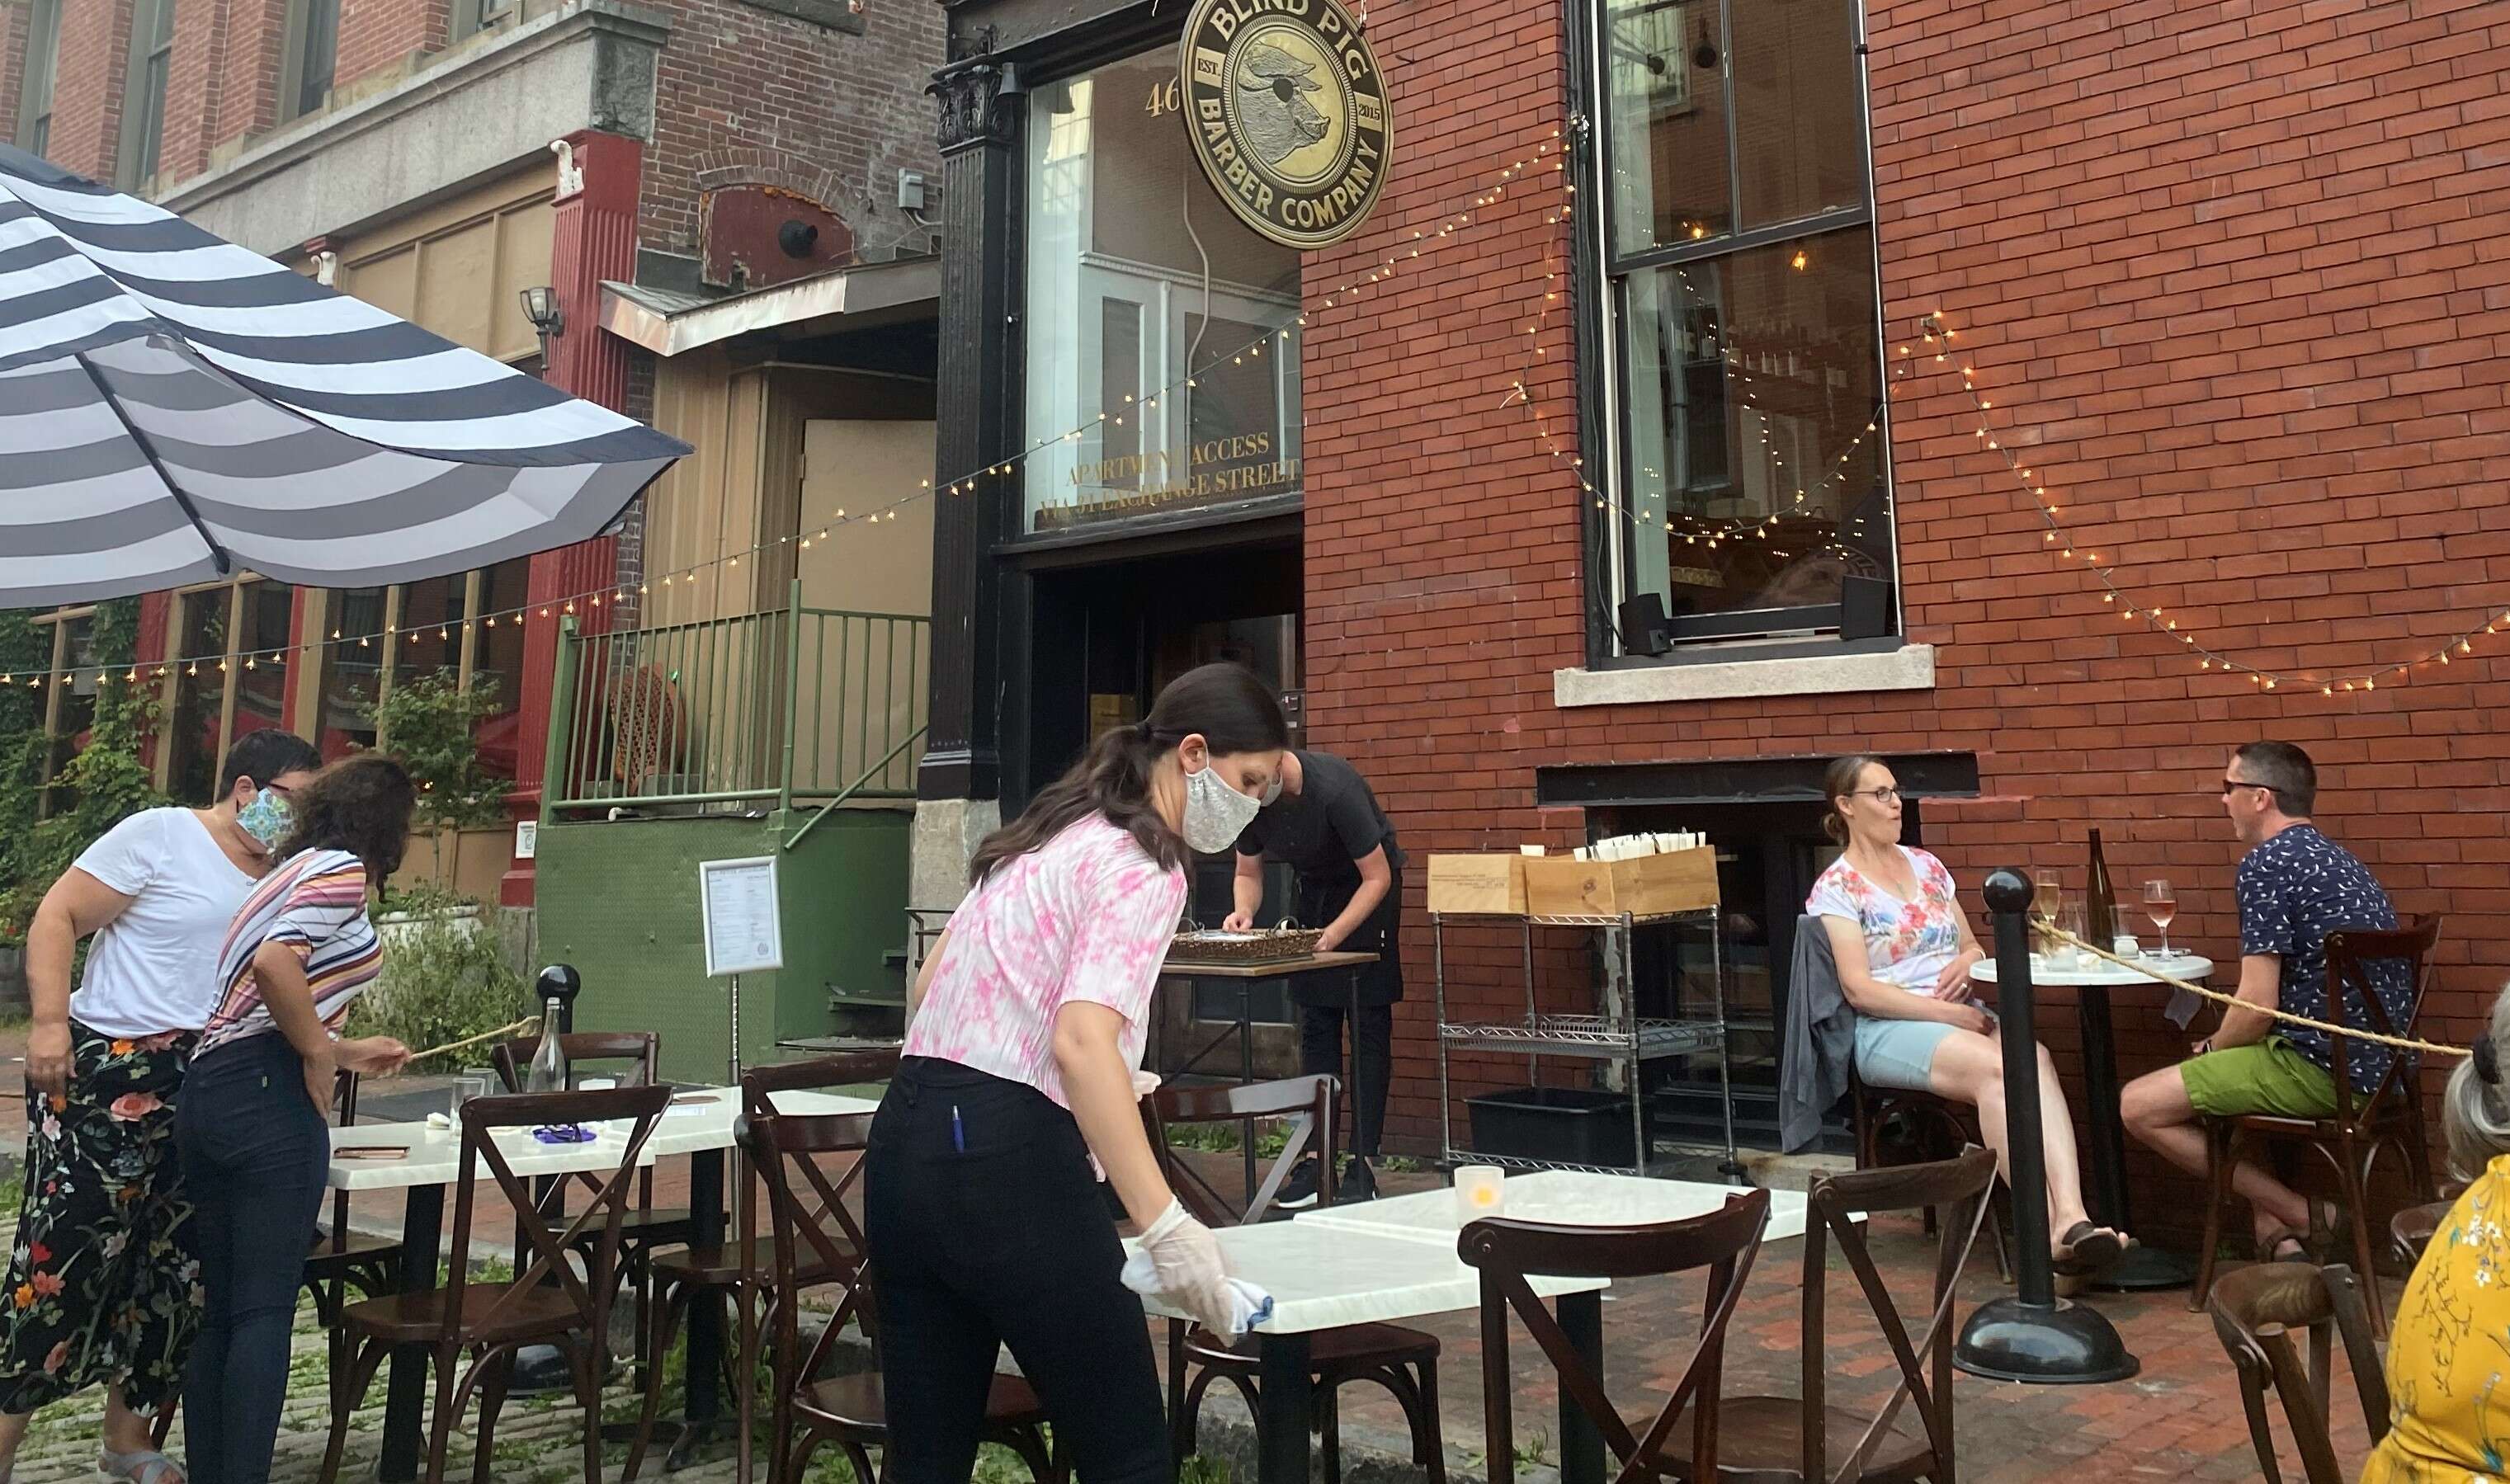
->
[[325, 1086, 880, 1192], [1971, 952, 2213, 987], [1126, 1219, 1606, 1336], [1292, 1171, 1816, 1246]]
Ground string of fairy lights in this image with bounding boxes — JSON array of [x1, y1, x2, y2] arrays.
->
[[1909, 312, 2510, 695], [0, 139, 1575, 691], [17, 131, 2498, 700]]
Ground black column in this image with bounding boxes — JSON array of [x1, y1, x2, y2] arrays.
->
[[920, 49, 1020, 802]]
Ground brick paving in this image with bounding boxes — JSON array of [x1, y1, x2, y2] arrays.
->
[[0, 1053, 2389, 1482]]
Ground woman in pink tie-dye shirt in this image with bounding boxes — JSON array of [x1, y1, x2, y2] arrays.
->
[[866, 663, 1290, 1484]]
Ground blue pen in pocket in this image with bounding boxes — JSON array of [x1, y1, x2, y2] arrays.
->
[[951, 1105, 965, 1152]]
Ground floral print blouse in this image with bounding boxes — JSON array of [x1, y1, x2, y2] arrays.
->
[[1807, 846, 1965, 1001], [2364, 1154, 2510, 1483]]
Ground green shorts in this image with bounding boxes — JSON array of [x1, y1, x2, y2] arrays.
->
[[2181, 1037, 2340, 1119]]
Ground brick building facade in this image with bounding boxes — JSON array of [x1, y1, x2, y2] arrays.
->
[[923, 0, 2509, 1227]]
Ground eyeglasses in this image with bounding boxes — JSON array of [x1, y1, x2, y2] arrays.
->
[[2220, 779, 2273, 798], [1851, 787, 1903, 804]]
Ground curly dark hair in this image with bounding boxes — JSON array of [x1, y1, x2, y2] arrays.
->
[[276, 754, 418, 881]]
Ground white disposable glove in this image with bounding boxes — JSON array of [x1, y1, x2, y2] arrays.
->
[[1139, 1198, 1236, 1336]]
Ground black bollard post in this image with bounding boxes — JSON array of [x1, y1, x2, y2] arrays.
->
[[1953, 869, 2140, 1384], [512, 963, 588, 1396], [537, 962, 583, 1034]]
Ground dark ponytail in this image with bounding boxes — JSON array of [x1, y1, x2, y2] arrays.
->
[[1823, 753, 1881, 846], [970, 663, 1290, 883]]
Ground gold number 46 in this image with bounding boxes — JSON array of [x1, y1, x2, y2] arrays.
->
[[1145, 78, 1182, 115]]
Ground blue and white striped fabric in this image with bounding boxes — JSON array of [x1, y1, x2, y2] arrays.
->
[[0, 144, 688, 605]]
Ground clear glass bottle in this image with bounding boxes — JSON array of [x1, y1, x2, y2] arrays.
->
[[525, 1001, 567, 1093]]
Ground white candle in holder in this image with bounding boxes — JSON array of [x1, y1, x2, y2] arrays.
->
[[1454, 1165, 1506, 1220]]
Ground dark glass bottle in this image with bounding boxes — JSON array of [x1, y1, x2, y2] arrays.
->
[[2085, 830, 2117, 949]]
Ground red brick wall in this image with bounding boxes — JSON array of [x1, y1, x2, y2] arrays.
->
[[1304, 0, 2510, 1204], [637, 0, 942, 256], [330, 0, 441, 98], [0, 2, 28, 148], [159, 0, 292, 182], [46, 0, 133, 180]]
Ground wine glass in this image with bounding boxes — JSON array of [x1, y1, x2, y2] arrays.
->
[[2031, 869, 2061, 951], [2144, 879, 2177, 959]]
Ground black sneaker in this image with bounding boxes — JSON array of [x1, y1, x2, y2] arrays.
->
[[1334, 1157, 1378, 1204], [1272, 1156, 1322, 1210]]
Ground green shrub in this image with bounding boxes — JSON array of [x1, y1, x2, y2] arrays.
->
[[347, 885, 528, 1071], [0, 600, 167, 944]]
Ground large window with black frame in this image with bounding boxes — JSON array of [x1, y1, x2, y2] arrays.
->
[[1596, 0, 1893, 646]]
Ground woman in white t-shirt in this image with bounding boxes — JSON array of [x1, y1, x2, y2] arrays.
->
[[0, 729, 320, 1484], [1809, 754, 2126, 1270]]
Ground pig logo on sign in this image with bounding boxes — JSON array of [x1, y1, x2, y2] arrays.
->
[[1236, 41, 1330, 166]]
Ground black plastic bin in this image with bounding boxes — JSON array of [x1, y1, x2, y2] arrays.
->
[[1465, 1085, 1657, 1168]]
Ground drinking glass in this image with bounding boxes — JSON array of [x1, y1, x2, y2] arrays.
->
[[2144, 879, 2177, 959], [2031, 869, 2061, 952], [2050, 898, 2087, 969], [448, 1074, 491, 1130]]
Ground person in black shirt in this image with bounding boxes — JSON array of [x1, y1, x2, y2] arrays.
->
[[2121, 742, 2409, 1262], [1228, 749, 1403, 1205]]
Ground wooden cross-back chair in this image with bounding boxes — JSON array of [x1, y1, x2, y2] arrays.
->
[[1702, 1147, 1997, 1484], [2205, 1263, 2390, 1484], [622, 1051, 899, 1481], [317, 1084, 674, 1484], [2192, 916, 2444, 1332], [1460, 1187, 1772, 1484], [741, 1102, 1060, 1484], [1145, 1076, 1448, 1484], [489, 1029, 696, 1257], [2389, 1182, 2465, 1273]]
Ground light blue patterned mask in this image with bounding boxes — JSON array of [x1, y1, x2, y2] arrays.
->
[[235, 786, 291, 852]]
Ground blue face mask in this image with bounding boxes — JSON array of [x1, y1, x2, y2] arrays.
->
[[235, 786, 290, 852]]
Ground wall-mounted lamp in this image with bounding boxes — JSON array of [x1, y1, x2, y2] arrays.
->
[[519, 285, 564, 370]]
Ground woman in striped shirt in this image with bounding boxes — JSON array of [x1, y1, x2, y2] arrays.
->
[[173, 755, 416, 1484]]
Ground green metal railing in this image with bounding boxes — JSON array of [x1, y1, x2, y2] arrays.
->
[[544, 582, 927, 818]]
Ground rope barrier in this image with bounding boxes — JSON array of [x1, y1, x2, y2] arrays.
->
[[2041, 929, 2465, 1060], [406, 1015, 541, 1065]]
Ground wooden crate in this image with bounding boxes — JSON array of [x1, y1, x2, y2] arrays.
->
[[1426, 854, 1528, 916], [1522, 847, 1720, 917]]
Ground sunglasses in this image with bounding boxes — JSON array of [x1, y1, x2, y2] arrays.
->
[[2220, 779, 2275, 798]]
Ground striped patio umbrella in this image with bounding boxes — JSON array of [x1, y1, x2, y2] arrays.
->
[[0, 144, 690, 607]]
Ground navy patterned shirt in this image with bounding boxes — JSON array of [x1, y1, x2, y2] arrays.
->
[[2234, 823, 2409, 1094]]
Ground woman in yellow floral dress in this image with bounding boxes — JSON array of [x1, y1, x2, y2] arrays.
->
[[2363, 987, 2510, 1483]]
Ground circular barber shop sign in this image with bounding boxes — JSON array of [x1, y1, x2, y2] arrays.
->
[[1177, 0, 1391, 250]]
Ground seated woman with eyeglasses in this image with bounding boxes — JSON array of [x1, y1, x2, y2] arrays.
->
[[1809, 754, 2126, 1269]]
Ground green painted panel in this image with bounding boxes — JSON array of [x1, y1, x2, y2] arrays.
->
[[533, 808, 911, 1084]]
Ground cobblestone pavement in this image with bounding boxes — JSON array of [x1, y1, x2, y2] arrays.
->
[[0, 1062, 2382, 1482]]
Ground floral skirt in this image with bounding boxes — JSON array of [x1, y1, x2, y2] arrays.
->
[[0, 1020, 199, 1413]]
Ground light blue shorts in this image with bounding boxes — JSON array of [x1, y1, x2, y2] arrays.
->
[[1853, 1015, 1958, 1092]]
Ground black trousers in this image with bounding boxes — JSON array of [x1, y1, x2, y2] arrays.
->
[[174, 1032, 330, 1484], [864, 1058, 1170, 1484], [1299, 999, 1394, 1158], [1291, 875, 1402, 1161]]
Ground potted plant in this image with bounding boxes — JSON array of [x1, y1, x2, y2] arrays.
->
[[366, 669, 510, 941]]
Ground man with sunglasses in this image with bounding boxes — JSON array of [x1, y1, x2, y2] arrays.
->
[[2121, 741, 2409, 1262]]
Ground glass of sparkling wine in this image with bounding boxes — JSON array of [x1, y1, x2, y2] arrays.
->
[[2144, 879, 2177, 959], [2031, 869, 2061, 952]]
